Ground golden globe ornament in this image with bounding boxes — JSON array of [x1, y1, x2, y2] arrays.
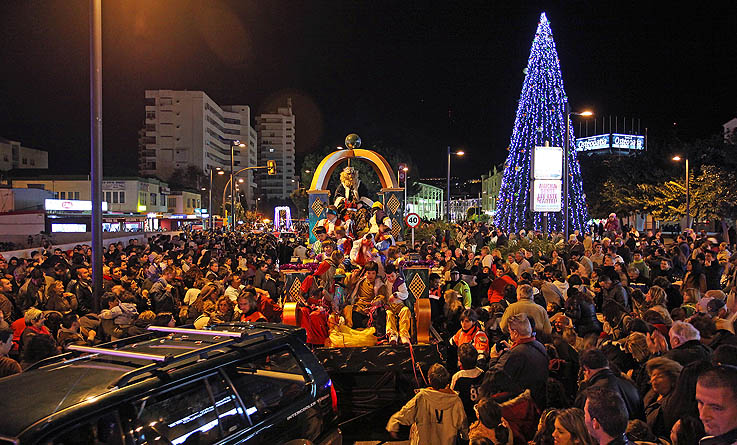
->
[[345, 134, 361, 149]]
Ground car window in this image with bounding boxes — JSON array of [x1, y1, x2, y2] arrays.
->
[[131, 373, 246, 445], [41, 410, 125, 444], [224, 347, 308, 425]]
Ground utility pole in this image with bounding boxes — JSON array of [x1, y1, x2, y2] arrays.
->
[[90, 0, 103, 311]]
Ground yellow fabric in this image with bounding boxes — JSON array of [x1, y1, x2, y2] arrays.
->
[[325, 323, 377, 348], [387, 306, 411, 338]]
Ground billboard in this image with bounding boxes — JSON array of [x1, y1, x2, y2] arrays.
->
[[611, 133, 645, 150], [533, 146, 563, 180], [531, 180, 562, 212], [576, 133, 645, 152], [576, 134, 610, 152]]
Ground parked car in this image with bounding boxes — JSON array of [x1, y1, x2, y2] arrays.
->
[[0, 323, 341, 444]]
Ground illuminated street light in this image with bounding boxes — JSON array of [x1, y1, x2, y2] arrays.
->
[[564, 106, 594, 239], [446, 148, 466, 221], [672, 155, 690, 228]]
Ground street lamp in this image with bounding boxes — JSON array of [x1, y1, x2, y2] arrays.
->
[[230, 140, 245, 230], [673, 155, 690, 229], [563, 104, 593, 240], [398, 165, 409, 215], [446, 148, 465, 221], [207, 167, 224, 231]]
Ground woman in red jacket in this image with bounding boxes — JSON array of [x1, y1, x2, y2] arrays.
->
[[488, 264, 517, 304]]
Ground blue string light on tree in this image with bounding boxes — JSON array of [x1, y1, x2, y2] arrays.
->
[[494, 12, 589, 233]]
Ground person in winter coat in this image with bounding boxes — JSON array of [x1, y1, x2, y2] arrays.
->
[[451, 309, 490, 366], [564, 287, 602, 338], [489, 312, 549, 408], [386, 363, 468, 444], [664, 321, 712, 366], [575, 349, 644, 421], [99, 293, 138, 340]]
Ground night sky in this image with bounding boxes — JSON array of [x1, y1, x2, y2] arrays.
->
[[1, 1, 735, 180]]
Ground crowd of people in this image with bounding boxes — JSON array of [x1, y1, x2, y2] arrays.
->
[[385, 215, 737, 445], [1, 208, 737, 444]]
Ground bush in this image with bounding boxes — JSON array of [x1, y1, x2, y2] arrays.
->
[[489, 236, 561, 261]]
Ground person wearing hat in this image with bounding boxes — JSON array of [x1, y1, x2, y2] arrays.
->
[[369, 201, 392, 235], [311, 226, 328, 256], [317, 206, 341, 238], [444, 267, 472, 309]]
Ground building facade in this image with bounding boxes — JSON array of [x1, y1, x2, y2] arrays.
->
[[256, 99, 296, 200], [167, 191, 202, 215], [0, 137, 49, 171], [138, 90, 258, 207], [11, 176, 174, 214], [406, 182, 443, 221], [481, 165, 503, 216]]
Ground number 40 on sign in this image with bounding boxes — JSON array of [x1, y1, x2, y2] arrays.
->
[[405, 212, 420, 245]]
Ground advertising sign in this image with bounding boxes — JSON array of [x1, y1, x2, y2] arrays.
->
[[576, 134, 610, 152], [576, 134, 645, 152], [611, 133, 645, 150], [533, 146, 563, 180], [532, 180, 562, 212], [45, 199, 108, 212]]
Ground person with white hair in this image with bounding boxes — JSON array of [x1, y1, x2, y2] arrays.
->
[[489, 312, 549, 408], [664, 321, 712, 366]]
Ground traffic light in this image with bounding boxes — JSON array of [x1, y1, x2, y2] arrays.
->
[[267, 160, 276, 175]]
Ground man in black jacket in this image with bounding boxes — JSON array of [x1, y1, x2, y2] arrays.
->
[[489, 312, 548, 408], [665, 321, 712, 366], [576, 348, 644, 420]]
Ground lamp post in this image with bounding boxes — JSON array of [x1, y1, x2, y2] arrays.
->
[[402, 166, 409, 215], [230, 140, 246, 231], [446, 147, 465, 221], [208, 168, 224, 231], [673, 155, 690, 229], [563, 104, 592, 240]]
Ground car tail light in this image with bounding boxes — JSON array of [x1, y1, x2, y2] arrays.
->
[[328, 379, 338, 414]]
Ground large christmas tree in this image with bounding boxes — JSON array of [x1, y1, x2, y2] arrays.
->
[[494, 12, 588, 233]]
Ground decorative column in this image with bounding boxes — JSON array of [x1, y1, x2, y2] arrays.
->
[[307, 190, 330, 244], [379, 187, 405, 242]]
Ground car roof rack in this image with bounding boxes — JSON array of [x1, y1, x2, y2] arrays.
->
[[65, 326, 274, 388]]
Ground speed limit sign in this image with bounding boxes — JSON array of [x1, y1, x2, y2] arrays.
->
[[405, 213, 420, 228]]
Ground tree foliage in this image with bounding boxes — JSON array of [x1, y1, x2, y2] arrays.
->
[[581, 134, 737, 222]]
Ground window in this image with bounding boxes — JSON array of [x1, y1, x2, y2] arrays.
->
[[30, 159, 35, 166], [224, 348, 308, 425], [130, 375, 245, 444], [150, 193, 157, 206], [112, 192, 118, 204], [187, 199, 191, 208], [42, 409, 125, 444], [105, 192, 111, 203], [74, 192, 80, 200], [60, 192, 65, 199], [22, 157, 27, 165], [119, 192, 125, 204]]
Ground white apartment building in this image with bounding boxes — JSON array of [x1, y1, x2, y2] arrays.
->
[[0, 137, 49, 171], [139, 90, 258, 207], [256, 99, 296, 200]]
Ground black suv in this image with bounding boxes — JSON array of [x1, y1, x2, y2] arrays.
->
[[0, 323, 341, 445]]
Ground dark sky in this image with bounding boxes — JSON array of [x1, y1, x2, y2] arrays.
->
[[1, 1, 735, 180]]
